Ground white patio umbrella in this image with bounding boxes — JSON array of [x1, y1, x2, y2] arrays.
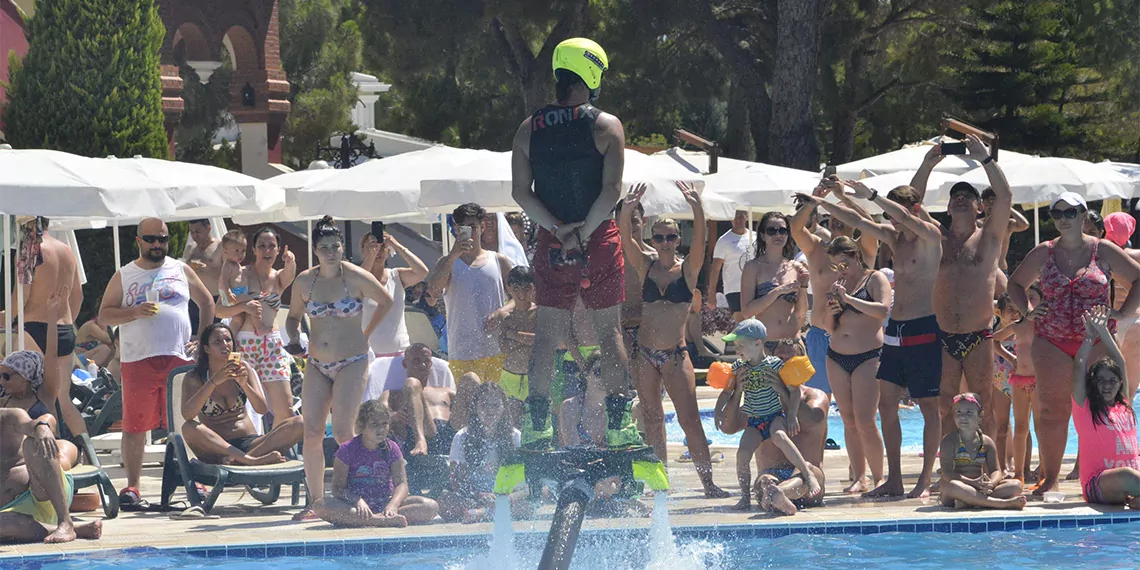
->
[[702, 163, 822, 214], [231, 166, 339, 224], [300, 146, 493, 220], [417, 149, 726, 219], [931, 157, 1140, 205], [0, 149, 173, 217], [652, 147, 760, 175], [834, 139, 1034, 179]]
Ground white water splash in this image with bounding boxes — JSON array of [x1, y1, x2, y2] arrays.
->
[[488, 495, 517, 568], [646, 492, 726, 570]]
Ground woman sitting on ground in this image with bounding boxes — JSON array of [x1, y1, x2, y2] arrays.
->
[[938, 392, 1026, 510], [180, 323, 303, 466], [1071, 306, 1139, 508], [315, 399, 439, 527], [439, 382, 529, 523]]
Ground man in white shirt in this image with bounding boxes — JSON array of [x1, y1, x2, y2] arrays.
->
[[364, 343, 456, 456], [707, 210, 756, 321]]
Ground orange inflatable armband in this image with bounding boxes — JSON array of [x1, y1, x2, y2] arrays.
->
[[707, 361, 733, 390], [779, 355, 815, 387]]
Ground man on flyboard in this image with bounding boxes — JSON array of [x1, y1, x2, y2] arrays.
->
[[510, 38, 641, 451]]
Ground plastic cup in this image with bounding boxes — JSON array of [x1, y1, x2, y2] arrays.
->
[[145, 289, 159, 304]]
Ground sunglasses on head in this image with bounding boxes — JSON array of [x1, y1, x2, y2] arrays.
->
[[139, 234, 170, 244], [652, 233, 679, 243], [1049, 207, 1086, 220], [764, 227, 789, 236]]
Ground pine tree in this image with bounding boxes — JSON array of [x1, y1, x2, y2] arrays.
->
[[2, 0, 169, 158]]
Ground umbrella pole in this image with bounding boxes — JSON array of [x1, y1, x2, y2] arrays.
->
[[1033, 202, 1040, 245], [15, 220, 23, 351], [306, 220, 313, 269], [113, 222, 122, 268], [440, 215, 451, 258], [3, 216, 9, 354]]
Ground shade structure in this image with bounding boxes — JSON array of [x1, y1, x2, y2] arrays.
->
[[652, 147, 760, 175], [931, 157, 1140, 205], [702, 163, 822, 214], [300, 146, 492, 220], [834, 139, 1035, 179], [418, 149, 727, 219], [232, 167, 339, 224], [0, 149, 287, 228]]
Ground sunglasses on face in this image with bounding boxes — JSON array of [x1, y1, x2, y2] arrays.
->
[[0, 372, 11, 381], [764, 227, 789, 236], [139, 234, 170, 244], [1050, 207, 1086, 220], [652, 233, 679, 243]]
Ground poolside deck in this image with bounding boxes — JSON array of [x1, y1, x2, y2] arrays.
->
[[2, 387, 1131, 561]]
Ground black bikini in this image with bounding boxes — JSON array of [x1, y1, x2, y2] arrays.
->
[[828, 272, 882, 374], [641, 261, 693, 304]]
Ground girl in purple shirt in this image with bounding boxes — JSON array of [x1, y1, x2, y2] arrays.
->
[[314, 400, 439, 526]]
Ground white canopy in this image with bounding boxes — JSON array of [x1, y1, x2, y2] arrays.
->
[[418, 149, 731, 219], [652, 147, 760, 175], [0, 150, 287, 225], [232, 167, 339, 224], [835, 139, 1035, 179], [300, 146, 492, 220], [702, 163, 822, 214], [931, 157, 1140, 205]]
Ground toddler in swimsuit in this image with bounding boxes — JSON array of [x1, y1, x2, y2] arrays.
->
[[217, 230, 255, 333], [994, 284, 1045, 481], [937, 392, 1026, 510], [725, 319, 820, 510]]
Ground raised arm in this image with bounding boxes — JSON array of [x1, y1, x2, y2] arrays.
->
[[848, 180, 942, 242], [791, 191, 825, 257], [1072, 309, 1102, 406], [970, 135, 1012, 242], [1008, 209, 1030, 233], [910, 143, 944, 203], [617, 184, 652, 280], [812, 195, 897, 248], [679, 182, 706, 286], [387, 236, 429, 288], [276, 245, 298, 290]]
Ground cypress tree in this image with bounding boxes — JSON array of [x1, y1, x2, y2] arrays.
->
[[2, 0, 169, 158]]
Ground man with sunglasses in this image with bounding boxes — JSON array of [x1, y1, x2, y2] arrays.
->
[[98, 218, 215, 509], [912, 135, 1012, 457]]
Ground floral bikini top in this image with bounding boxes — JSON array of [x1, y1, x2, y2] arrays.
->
[[305, 266, 364, 319], [200, 372, 248, 419], [1036, 240, 1111, 343]]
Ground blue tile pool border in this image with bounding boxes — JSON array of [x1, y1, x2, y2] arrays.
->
[[3, 510, 1138, 564]]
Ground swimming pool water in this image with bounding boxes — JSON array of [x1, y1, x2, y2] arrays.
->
[[13, 522, 1139, 569], [667, 394, 1140, 452]]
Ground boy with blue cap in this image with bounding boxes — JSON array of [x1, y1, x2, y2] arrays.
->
[[724, 319, 821, 510]]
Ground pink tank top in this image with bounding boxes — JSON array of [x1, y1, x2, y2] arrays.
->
[[1035, 240, 1110, 343], [1071, 398, 1139, 499]]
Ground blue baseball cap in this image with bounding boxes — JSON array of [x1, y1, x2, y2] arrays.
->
[[722, 318, 768, 342]]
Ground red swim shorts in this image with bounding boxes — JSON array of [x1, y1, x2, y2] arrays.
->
[[533, 220, 625, 311], [120, 354, 193, 433]]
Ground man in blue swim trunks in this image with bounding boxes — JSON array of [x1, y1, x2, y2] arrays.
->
[[0, 408, 101, 543]]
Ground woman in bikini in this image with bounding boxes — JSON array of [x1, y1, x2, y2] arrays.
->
[[1008, 193, 1140, 494], [180, 323, 303, 466], [359, 232, 429, 357], [820, 236, 891, 493], [286, 216, 393, 519], [739, 212, 809, 350], [618, 182, 728, 498], [215, 228, 297, 427]]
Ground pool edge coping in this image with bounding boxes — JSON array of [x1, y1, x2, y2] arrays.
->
[[4, 509, 1138, 563]]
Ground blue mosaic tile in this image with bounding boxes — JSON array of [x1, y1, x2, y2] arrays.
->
[[1022, 519, 1041, 530], [1077, 518, 1097, 527], [206, 548, 228, 559], [343, 541, 364, 556], [860, 525, 879, 535], [1058, 519, 1077, 529], [987, 521, 1005, 532], [914, 523, 933, 533], [841, 526, 862, 535], [227, 548, 248, 558], [1094, 517, 1112, 526], [951, 522, 968, 533], [326, 543, 345, 557], [933, 522, 952, 533], [825, 525, 846, 535], [245, 545, 268, 558], [1004, 520, 1023, 531], [877, 523, 898, 533], [286, 545, 305, 557], [1040, 519, 1058, 529], [362, 541, 384, 555], [265, 545, 288, 558], [897, 523, 916, 533], [303, 543, 325, 556]]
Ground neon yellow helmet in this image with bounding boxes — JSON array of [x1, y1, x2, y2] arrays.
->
[[552, 38, 608, 90]]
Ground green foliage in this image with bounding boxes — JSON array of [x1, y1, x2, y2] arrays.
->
[[2, 0, 169, 158], [279, 0, 363, 168]]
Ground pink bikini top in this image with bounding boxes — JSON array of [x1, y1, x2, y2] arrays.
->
[[1036, 240, 1110, 342]]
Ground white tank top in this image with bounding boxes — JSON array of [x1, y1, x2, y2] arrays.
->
[[445, 253, 506, 361], [119, 258, 192, 363], [363, 268, 409, 355]]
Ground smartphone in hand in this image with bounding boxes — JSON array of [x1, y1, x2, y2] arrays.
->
[[941, 142, 967, 155], [371, 221, 385, 242]]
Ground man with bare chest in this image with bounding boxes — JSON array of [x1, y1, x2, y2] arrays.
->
[[916, 136, 1012, 443], [180, 219, 224, 333], [809, 177, 944, 498]]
